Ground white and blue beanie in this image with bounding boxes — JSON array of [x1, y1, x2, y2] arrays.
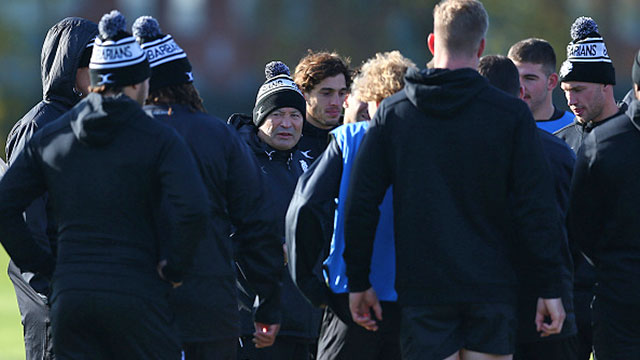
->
[[559, 16, 615, 85], [89, 10, 150, 88], [132, 16, 192, 93]]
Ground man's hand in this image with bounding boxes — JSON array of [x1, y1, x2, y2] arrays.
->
[[349, 287, 382, 331], [157, 260, 182, 289], [253, 322, 280, 348], [535, 297, 565, 337]]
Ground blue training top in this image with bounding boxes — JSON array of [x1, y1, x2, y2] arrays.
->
[[536, 109, 575, 134], [324, 121, 397, 301]]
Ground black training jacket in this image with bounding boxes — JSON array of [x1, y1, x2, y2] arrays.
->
[[569, 102, 640, 306], [344, 67, 568, 306], [0, 93, 208, 303], [146, 104, 283, 341], [4, 17, 98, 295], [515, 129, 577, 343], [229, 113, 321, 340], [297, 119, 333, 164]]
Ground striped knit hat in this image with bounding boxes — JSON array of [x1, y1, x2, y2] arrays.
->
[[89, 10, 149, 88], [559, 16, 615, 85], [132, 16, 193, 93]]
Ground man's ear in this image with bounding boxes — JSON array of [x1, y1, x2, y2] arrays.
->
[[634, 83, 640, 101], [428, 33, 436, 56], [519, 85, 525, 100], [477, 38, 485, 58], [547, 73, 559, 91]]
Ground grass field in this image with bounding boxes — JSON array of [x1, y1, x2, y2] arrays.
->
[[0, 249, 26, 360]]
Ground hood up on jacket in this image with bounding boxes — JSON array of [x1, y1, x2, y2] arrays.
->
[[404, 67, 489, 118], [629, 98, 640, 132], [70, 93, 141, 146], [41, 17, 98, 108]]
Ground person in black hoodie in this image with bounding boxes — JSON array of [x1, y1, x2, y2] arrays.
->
[[229, 61, 321, 360], [293, 51, 352, 163], [344, 1, 568, 359], [3, 16, 98, 360], [0, 11, 208, 360], [568, 49, 640, 360], [479, 55, 579, 360], [133, 16, 283, 360]]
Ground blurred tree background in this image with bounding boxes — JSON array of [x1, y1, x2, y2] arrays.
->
[[1, 0, 639, 159]]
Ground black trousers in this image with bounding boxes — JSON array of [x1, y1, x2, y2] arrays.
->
[[592, 296, 640, 360], [8, 260, 54, 360], [316, 293, 401, 360], [182, 338, 237, 360], [514, 335, 580, 360], [237, 335, 312, 360], [51, 290, 181, 360]]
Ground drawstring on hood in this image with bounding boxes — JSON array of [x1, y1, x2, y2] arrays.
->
[[404, 67, 489, 118]]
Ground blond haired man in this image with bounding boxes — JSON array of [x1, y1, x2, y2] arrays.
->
[[343, 1, 569, 360]]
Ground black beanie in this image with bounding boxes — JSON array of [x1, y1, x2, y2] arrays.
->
[[559, 16, 615, 85], [90, 10, 150, 88], [632, 49, 640, 86], [132, 16, 193, 93], [253, 61, 306, 127]]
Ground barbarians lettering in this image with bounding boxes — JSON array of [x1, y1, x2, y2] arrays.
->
[[146, 42, 182, 61], [99, 45, 133, 61], [569, 44, 598, 57]]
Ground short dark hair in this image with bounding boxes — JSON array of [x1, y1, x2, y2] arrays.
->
[[294, 50, 352, 93], [478, 55, 521, 97], [507, 38, 557, 76], [145, 83, 205, 113]]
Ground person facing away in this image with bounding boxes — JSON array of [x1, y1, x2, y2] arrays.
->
[[479, 54, 580, 360], [287, 50, 416, 360], [132, 16, 283, 360], [343, 1, 569, 360], [0, 10, 209, 359], [507, 38, 575, 133], [567, 43, 640, 360], [293, 50, 352, 163], [3, 16, 98, 360], [228, 61, 321, 360]]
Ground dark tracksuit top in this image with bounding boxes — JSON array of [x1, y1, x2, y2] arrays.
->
[[568, 104, 640, 307], [0, 92, 208, 303], [5, 17, 98, 297], [229, 113, 321, 341], [515, 129, 577, 343], [297, 119, 333, 164], [344, 68, 569, 307], [145, 104, 283, 342]]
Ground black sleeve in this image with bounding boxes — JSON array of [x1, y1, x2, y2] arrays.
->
[[343, 110, 393, 292], [568, 134, 602, 261], [0, 142, 55, 277], [510, 106, 568, 299], [227, 135, 283, 325], [6, 121, 53, 267], [155, 131, 209, 283], [285, 137, 342, 307]]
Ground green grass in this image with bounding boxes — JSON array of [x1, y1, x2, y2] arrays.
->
[[0, 248, 26, 360]]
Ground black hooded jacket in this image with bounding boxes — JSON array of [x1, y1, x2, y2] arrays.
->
[[344, 68, 569, 306], [229, 113, 321, 339], [145, 104, 283, 341], [0, 93, 208, 303], [568, 102, 640, 305], [4, 17, 98, 294]]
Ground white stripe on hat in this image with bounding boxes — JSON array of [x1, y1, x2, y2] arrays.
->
[[90, 35, 146, 70], [139, 34, 187, 68]]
